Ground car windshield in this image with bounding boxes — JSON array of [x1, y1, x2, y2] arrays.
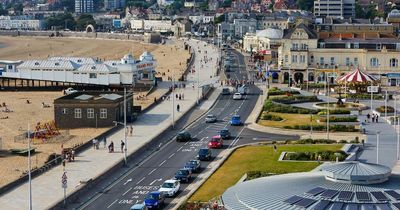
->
[[233, 116, 240, 120], [146, 193, 158, 200], [162, 182, 174, 188], [177, 170, 188, 175], [189, 160, 198, 165], [220, 130, 228, 134], [207, 115, 214, 118], [211, 138, 220, 142], [199, 149, 209, 154], [185, 162, 193, 167]]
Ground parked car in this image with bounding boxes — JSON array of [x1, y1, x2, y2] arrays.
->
[[176, 131, 191, 142], [130, 203, 147, 210], [219, 128, 231, 139], [158, 179, 180, 197], [144, 191, 165, 209], [198, 148, 212, 161], [184, 159, 201, 173], [237, 85, 248, 95], [64, 87, 77, 95], [205, 114, 217, 123], [208, 135, 223, 149], [174, 168, 192, 183], [231, 115, 242, 126], [233, 93, 243, 100], [222, 88, 230, 95]]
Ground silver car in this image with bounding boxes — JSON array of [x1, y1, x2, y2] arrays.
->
[[205, 114, 217, 123]]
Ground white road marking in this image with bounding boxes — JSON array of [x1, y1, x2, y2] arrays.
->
[[122, 187, 132, 196], [177, 146, 183, 152], [123, 178, 132, 186], [150, 178, 163, 185], [159, 160, 166, 166], [136, 177, 145, 185], [148, 168, 157, 175], [184, 142, 189, 145], [107, 199, 118, 208], [168, 153, 175, 159]]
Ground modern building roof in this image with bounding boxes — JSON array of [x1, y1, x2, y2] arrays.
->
[[49, 57, 98, 65], [256, 27, 284, 39], [76, 64, 117, 73], [18, 60, 79, 70]]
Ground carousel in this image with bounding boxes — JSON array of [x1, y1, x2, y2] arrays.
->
[[337, 68, 378, 95]]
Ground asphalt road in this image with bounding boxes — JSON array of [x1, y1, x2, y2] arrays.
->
[[72, 46, 298, 210]]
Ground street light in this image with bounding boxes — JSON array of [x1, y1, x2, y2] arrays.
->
[[376, 131, 381, 164], [112, 87, 128, 166]]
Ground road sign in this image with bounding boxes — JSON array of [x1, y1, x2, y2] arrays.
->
[[61, 172, 67, 188], [367, 86, 379, 93]]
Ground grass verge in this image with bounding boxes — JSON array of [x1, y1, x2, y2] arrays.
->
[[258, 112, 322, 128], [189, 144, 342, 202]]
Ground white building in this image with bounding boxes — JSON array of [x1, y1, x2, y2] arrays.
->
[[157, 0, 174, 6], [188, 15, 215, 24], [130, 19, 173, 32], [0, 52, 157, 86], [0, 16, 45, 30], [314, 0, 355, 18]]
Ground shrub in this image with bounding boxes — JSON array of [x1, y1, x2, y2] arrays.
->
[[285, 150, 347, 161], [268, 89, 300, 96], [296, 138, 337, 144], [261, 113, 283, 121], [246, 171, 275, 180], [284, 124, 357, 132], [263, 100, 319, 114], [346, 93, 383, 100], [320, 116, 358, 122], [339, 140, 348, 144], [376, 106, 394, 113], [300, 83, 338, 89], [271, 95, 321, 104], [318, 109, 351, 115]]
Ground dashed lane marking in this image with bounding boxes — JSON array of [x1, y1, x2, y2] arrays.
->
[[107, 199, 118, 208], [136, 177, 145, 185], [168, 153, 175, 159], [122, 187, 132, 196], [159, 160, 166, 167], [148, 169, 157, 175]]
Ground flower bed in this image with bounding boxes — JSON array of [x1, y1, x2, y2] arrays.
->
[[271, 95, 321, 104], [317, 109, 351, 115], [268, 87, 300, 96], [263, 100, 319, 114], [346, 93, 383, 100], [320, 116, 358, 122], [283, 124, 357, 132], [284, 150, 347, 161], [376, 106, 394, 113]]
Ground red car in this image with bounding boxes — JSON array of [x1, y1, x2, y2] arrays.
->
[[208, 135, 223, 149]]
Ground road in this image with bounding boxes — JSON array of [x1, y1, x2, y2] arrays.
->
[[73, 45, 298, 210]]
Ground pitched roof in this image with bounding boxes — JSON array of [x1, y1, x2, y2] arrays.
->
[[18, 60, 79, 70], [283, 23, 317, 39], [76, 64, 117, 73]]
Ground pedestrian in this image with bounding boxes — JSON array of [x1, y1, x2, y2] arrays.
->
[[130, 125, 133, 136], [372, 114, 375, 123], [366, 113, 371, 123], [192, 84, 195, 89], [317, 155, 322, 164], [176, 93, 178, 99], [376, 115, 379, 123], [273, 144, 277, 153], [108, 141, 114, 153], [92, 138, 97, 149], [179, 94, 182, 100], [121, 140, 125, 153], [103, 137, 107, 149], [177, 104, 180, 112], [182, 93, 184, 100], [71, 149, 75, 162]]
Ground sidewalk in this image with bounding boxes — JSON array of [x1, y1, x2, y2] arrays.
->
[[0, 39, 220, 210]]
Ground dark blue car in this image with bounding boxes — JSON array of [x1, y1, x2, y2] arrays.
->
[[144, 191, 165, 209], [184, 160, 201, 173], [174, 168, 192, 182], [220, 128, 231, 139], [230, 115, 242, 126]]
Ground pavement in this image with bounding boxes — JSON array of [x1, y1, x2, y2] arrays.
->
[[0, 39, 221, 210]]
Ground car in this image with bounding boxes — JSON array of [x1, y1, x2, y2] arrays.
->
[[208, 135, 223, 149], [231, 115, 242, 126], [64, 87, 77, 95], [144, 191, 165, 209], [174, 168, 192, 182], [130, 203, 147, 210], [238, 85, 248, 95], [176, 131, 191, 142], [184, 159, 201, 173], [222, 88, 230, 95], [219, 128, 231, 139], [233, 93, 243, 100], [158, 179, 180, 197], [198, 148, 212, 161], [205, 114, 217, 123]]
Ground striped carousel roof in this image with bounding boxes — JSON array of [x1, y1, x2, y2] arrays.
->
[[337, 69, 377, 83]]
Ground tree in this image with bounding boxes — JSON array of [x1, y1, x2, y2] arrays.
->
[[76, 14, 96, 31], [296, 0, 313, 11], [221, 0, 232, 8], [199, 0, 209, 11], [214, 14, 225, 24], [356, 3, 380, 19], [0, 4, 8, 16], [45, 13, 76, 30]]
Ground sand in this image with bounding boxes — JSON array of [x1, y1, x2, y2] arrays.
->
[[0, 36, 190, 188]]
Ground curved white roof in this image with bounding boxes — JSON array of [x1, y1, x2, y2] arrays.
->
[[140, 51, 154, 61], [256, 28, 283, 39], [388, 9, 400, 18]]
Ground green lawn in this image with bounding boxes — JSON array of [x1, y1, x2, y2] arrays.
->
[[189, 144, 342, 202], [258, 111, 323, 128]]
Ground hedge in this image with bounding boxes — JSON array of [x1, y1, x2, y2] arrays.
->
[[285, 150, 347, 161], [261, 113, 283, 121], [263, 100, 319, 114], [376, 106, 394, 113], [246, 171, 275, 180], [271, 95, 321, 104], [300, 83, 338, 89], [294, 138, 338, 144], [268, 89, 300, 96], [320, 116, 358, 122], [283, 124, 357, 132], [318, 109, 351, 115], [346, 93, 383, 100]]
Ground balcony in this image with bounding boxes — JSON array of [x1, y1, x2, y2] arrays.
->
[[290, 47, 309, 52]]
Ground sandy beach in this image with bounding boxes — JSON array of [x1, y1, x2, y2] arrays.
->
[[0, 36, 190, 188]]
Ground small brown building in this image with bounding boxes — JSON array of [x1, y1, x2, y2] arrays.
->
[[54, 92, 133, 129]]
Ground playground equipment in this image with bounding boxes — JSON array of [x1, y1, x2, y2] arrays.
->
[[27, 121, 61, 143]]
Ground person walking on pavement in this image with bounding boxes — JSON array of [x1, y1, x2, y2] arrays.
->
[[108, 141, 114, 153], [372, 114, 375, 123], [177, 104, 180, 112], [130, 125, 133, 136], [366, 113, 371, 123], [376, 115, 379, 123], [121, 140, 125, 153], [92, 138, 96, 149]]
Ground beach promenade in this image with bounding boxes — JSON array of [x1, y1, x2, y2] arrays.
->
[[0, 39, 220, 210]]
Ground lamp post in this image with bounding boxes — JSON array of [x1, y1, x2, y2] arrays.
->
[[172, 69, 175, 129], [28, 124, 32, 210], [113, 87, 128, 166], [385, 90, 388, 118], [370, 80, 373, 114], [377, 131, 381, 164], [327, 74, 330, 141]]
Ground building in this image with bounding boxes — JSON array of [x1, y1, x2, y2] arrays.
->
[[243, 27, 284, 53], [184, 0, 202, 8], [75, 0, 94, 14], [387, 9, 400, 34], [0, 16, 45, 30], [104, 0, 126, 11], [314, 0, 355, 18], [188, 14, 215, 24], [143, 32, 162, 43], [222, 161, 400, 209], [174, 19, 192, 37], [130, 19, 173, 32], [233, 18, 257, 38], [0, 52, 157, 86], [54, 92, 133, 129], [258, 17, 290, 30], [217, 22, 234, 40], [157, 0, 174, 6]]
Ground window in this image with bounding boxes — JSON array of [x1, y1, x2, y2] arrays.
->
[[291, 55, 298, 63], [370, 58, 379, 67], [74, 108, 82, 119], [330, 57, 335, 65], [100, 108, 107, 119], [319, 42, 325, 48], [87, 108, 94, 119], [89, 73, 97, 79], [345, 43, 351, 49], [300, 55, 306, 63], [291, 43, 298, 50], [310, 55, 314, 63], [320, 57, 325, 65], [284, 55, 288, 63], [354, 57, 358, 66], [345, 57, 350, 66], [376, 44, 381, 50], [354, 43, 359, 49], [62, 108, 68, 114], [7, 65, 12, 69], [390, 58, 398, 67], [396, 43, 400, 51]]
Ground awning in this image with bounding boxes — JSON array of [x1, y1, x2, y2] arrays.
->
[[386, 73, 400, 79]]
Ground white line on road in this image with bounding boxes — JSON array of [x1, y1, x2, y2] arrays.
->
[[107, 199, 118, 208], [122, 187, 132, 196], [184, 142, 189, 145], [148, 168, 157, 175], [136, 177, 145, 185], [159, 160, 166, 166], [177, 146, 183, 152], [150, 178, 163, 185], [168, 153, 175, 159]]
